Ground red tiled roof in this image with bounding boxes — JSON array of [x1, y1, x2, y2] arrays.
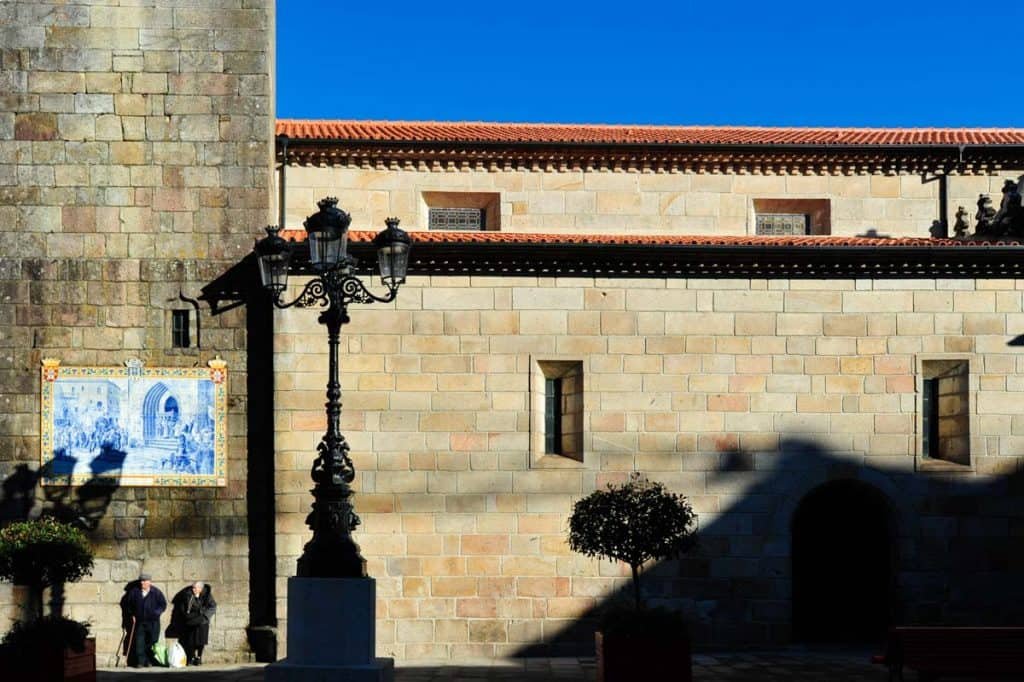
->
[[278, 230, 1022, 248], [277, 120, 1024, 147]]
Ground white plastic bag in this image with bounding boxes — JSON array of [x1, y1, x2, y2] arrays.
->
[[168, 641, 188, 669]]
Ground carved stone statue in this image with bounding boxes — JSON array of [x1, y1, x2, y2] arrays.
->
[[988, 179, 1021, 236], [962, 177, 1024, 240], [975, 194, 997, 236], [953, 206, 970, 238], [1007, 175, 1024, 237]]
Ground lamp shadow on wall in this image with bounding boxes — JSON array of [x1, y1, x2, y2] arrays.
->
[[515, 437, 1024, 657], [0, 453, 125, 619], [0, 454, 123, 530]]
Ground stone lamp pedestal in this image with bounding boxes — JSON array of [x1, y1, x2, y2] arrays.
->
[[265, 578, 393, 682]]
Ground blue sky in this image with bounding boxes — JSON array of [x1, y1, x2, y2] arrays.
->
[[276, 1, 1024, 127]]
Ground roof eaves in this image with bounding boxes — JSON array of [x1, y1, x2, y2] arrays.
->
[[276, 135, 1024, 153]]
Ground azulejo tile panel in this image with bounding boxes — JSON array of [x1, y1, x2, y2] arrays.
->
[[40, 358, 228, 487]]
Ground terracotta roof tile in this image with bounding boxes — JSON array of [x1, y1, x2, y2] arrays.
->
[[276, 120, 1024, 147], [278, 230, 1022, 248]]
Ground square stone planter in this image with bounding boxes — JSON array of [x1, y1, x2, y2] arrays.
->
[[0, 637, 96, 682], [596, 630, 690, 682]]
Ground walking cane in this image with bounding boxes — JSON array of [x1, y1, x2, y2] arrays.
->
[[122, 617, 138, 668], [114, 628, 126, 667]]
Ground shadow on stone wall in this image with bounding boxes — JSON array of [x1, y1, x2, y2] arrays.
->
[[200, 255, 278, 662], [0, 453, 123, 530], [0, 453, 124, 618], [515, 438, 1024, 656]]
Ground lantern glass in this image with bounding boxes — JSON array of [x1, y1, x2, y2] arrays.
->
[[255, 225, 291, 294], [258, 251, 290, 294], [308, 226, 347, 271], [377, 241, 410, 287], [373, 217, 412, 287]]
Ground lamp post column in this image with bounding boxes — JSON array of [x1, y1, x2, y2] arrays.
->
[[257, 202, 409, 682], [296, 292, 367, 579]]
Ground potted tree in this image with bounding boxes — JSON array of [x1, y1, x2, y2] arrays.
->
[[0, 516, 96, 682], [568, 473, 698, 682]]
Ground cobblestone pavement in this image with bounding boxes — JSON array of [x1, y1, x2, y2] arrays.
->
[[94, 648, 986, 681]]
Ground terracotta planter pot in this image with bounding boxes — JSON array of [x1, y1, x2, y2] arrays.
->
[[1, 637, 96, 682], [596, 630, 691, 682]]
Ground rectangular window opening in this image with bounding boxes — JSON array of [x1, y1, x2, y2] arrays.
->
[[535, 360, 584, 463], [422, 191, 500, 231], [921, 360, 970, 465], [171, 310, 191, 349], [753, 199, 831, 236]]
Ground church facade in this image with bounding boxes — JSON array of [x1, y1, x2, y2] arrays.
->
[[268, 122, 1024, 658], [3, 1, 1024, 665]]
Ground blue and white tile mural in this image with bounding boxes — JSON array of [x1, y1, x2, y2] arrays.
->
[[40, 359, 228, 487]]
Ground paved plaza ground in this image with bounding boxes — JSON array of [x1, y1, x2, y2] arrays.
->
[[94, 647, 991, 681]]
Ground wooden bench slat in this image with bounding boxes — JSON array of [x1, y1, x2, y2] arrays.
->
[[875, 626, 1024, 678]]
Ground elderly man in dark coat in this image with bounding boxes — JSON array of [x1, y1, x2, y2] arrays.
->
[[121, 573, 167, 667], [169, 581, 217, 665]]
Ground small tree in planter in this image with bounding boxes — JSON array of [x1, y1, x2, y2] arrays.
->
[[0, 517, 96, 681], [568, 473, 698, 682]]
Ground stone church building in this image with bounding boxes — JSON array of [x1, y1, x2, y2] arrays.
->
[[3, 1, 1024, 665]]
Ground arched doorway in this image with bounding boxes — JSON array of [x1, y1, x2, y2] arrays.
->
[[162, 396, 179, 437], [792, 479, 895, 643], [142, 382, 177, 442]]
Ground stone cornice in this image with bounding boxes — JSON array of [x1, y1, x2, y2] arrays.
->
[[196, 239, 1024, 319], [334, 239, 1024, 279]]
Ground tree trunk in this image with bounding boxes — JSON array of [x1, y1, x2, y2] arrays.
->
[[49, 581, 65, 618], [630, 563, 642, 610], [28, 583, 44, 621]]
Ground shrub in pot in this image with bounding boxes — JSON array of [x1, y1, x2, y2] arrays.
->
[[568, 473, 697, 682], [0, 517, 96, 682]]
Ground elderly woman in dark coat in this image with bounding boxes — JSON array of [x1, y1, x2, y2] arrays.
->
[[169, 581, 216, 665]]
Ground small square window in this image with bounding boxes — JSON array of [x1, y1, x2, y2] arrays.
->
[[753, 199, 830, 235], [171, 310, 191, 348], [921, 359, 970, 466], [422, 192, 500, 231]]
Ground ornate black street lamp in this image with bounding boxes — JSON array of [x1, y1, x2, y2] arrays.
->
[[255, 197, 411, 578]]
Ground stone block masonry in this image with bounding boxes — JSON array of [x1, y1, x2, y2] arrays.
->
[[0, 1, 273, 665], [275, 154, 1024, 657], [273, 274, 1024, 658], [283, 165, 1024, 238]]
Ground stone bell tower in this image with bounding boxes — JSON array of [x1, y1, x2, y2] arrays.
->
[[0, 1, 276, 665]]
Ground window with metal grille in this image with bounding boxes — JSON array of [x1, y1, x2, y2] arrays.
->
[[921, 360, 970, 465], [756, 213, 809, 236], [171, 310, 191, 348], [428, 207, 485, 231]]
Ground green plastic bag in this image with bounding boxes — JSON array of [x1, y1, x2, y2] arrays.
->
[[151, 641, 169, 667]]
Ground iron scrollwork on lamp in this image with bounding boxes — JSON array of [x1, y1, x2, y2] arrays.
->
[[254, 197, 411, 578]]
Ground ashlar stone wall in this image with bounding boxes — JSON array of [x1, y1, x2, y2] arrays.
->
[[273, 273, 1024, 658], [0, 1, 273, 665], [283, 164, 1023, 237]]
